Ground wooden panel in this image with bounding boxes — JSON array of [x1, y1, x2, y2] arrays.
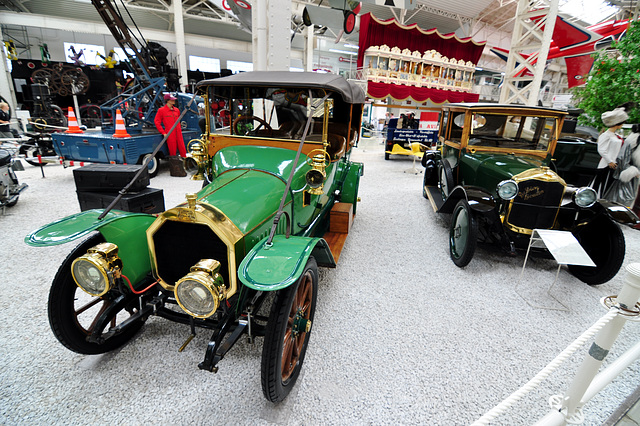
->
[[330, 202, 353, 234], [323, 231, 349, 264]]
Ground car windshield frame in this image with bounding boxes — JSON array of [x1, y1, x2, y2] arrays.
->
[[443, 106, 565, 158]]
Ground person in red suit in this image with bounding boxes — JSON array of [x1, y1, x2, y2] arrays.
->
[[155, 93, 186, 176]]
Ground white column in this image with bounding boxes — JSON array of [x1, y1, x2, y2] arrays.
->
[[267, 0, 291, 71], [252, 0, 267, 71], [252, 0, 291, 71], [499, 0, 558, 106], [305, 25, 314, 71], [0, 32, 18, 110], [172, 0, 189, 92]]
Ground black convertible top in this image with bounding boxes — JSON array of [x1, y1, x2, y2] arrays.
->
[[197, 71, 366, 104]]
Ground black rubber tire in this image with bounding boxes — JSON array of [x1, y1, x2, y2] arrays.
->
[[48, 234, 146, 354], [343, 10, 356, 34], [384, 152, 390, 160], [423, 169, 429, 199], [449, 199, 478, 267], [261, 257, 318, 402], [20, 141, 53, 167], [6, 197, 18, 207], [568, 217, 625, 285], [50, 104, 68, 128], [139, 153, 158, 178], [439, 159, 454, 201]]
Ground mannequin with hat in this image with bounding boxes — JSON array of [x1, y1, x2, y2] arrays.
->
[[592, 104, 631, 197], [155, 93, 187, 177], [604, 123, 640, 207]]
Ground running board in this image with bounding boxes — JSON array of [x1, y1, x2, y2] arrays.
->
[[425, 185, 444, 213], [324, 202, 354, 264]]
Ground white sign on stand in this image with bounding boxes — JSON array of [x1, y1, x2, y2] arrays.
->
[[517, 229, 595, 311]]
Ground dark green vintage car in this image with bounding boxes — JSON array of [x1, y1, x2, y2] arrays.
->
[[422, 103, 638, 285], [25, 72, 364, 402]]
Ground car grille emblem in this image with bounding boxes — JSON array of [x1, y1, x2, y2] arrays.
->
[[518, 186, 544, 201]]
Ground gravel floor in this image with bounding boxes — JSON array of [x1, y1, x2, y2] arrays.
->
[[1, 137, 639, 425]]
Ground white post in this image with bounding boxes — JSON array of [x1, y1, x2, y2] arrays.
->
[[73, 94, 81, 126], [559, 264, 640, 421], [305, 25, 314, 72], [267, 0, 291, 71], [0, 31, 18, 111], [252, 0, 267, 71], [173, 0, 189, 92]]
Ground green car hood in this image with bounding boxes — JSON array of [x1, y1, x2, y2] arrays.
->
[[197, 146, 311, 235], [213, 145, 309, 181], [463, 151, 547, 189]]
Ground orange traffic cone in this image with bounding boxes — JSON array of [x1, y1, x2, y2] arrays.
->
[[65, 107, 84, 134], [113, 109, 131, 138]]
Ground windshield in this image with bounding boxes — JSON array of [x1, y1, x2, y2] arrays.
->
[[205, 85, 358, 145], [462, 113, 557, 152]]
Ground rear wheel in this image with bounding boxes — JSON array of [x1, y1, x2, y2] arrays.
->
[[439, 159, 454, 201], [261, 257, 318, 402], [568, 217, 625, 285], [140, 153, 158, 178], [48, 234, 147, 354], [449, 199, 478, 267]]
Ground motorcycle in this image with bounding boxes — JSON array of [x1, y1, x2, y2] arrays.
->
[[19, 132, 57, 166], [0, 148, 28, 208]]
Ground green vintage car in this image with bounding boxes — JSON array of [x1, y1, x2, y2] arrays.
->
[[422, 103, 638, 285], [25, 72, 364, 402]]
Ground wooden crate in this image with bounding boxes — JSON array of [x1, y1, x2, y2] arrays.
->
[[329, 202, 353, 234]]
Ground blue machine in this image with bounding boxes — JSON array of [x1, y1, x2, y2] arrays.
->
[[51, 0, 203, 177], [384, 117, 438, 160]]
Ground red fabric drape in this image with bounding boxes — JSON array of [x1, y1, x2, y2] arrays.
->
[[357, 13, 486, 69], [367, 82, 480, 104]]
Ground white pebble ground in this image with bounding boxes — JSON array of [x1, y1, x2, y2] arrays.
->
[[1, 136, 639, 425]]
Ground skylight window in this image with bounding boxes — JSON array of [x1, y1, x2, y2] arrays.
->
[[559, 0, 619, 25]]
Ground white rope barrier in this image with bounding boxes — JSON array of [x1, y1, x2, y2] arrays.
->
[[471, 308, 620, 426]]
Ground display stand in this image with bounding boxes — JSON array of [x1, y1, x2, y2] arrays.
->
[[517, 229, 595, 311], [404, 142, 427, 174]]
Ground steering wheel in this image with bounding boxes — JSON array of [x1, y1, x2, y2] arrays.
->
[[232, 115, 272, 136]]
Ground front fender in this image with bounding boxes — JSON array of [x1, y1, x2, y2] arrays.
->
[[239, 235, 336, 291], [25, 209, 157, 285], [595, 200, 640, 225], [440, 186, 496, 214], [25, 209, 156, 246], [340, 161, 363, 215]]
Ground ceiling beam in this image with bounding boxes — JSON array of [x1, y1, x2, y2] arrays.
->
[[0, 11, 249, 51], [0, 11, 303, 59]]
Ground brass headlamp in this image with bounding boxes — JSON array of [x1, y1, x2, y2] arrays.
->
[[186, 138, 208, 181], [175, 259, 226, 318], [305, 98, 332, 195], [306, 150, 331, 195], [71, 242, 122, 297]]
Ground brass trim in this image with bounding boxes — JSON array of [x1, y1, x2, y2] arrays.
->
[[511, 167, 566, 185], [503, 167, 566, 235], [146, 199, 244, 298]]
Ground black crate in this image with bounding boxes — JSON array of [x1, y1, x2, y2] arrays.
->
[[77, 188, 164, 214], [73, 164, 150, 193]]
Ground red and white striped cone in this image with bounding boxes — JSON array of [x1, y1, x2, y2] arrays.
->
[[65, 107, 84, 134], [113, 109, 131, 138]]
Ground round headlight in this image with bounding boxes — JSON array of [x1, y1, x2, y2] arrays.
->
[[175, 272, 221, 318], [497, 180, 519, 200], [306, 169, 325, 188], [574, 187, 597, 208], [71, 255, 110, 296]]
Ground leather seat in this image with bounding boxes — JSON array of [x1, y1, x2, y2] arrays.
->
[[0, 149, 12, 167]]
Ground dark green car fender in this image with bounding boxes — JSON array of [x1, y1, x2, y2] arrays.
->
[[340, 161, 364, 215], [25, 209, 157, 284], [593, 200, 640, 225], [238, 235, 336, 291], [440, 186, 496, 214]]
